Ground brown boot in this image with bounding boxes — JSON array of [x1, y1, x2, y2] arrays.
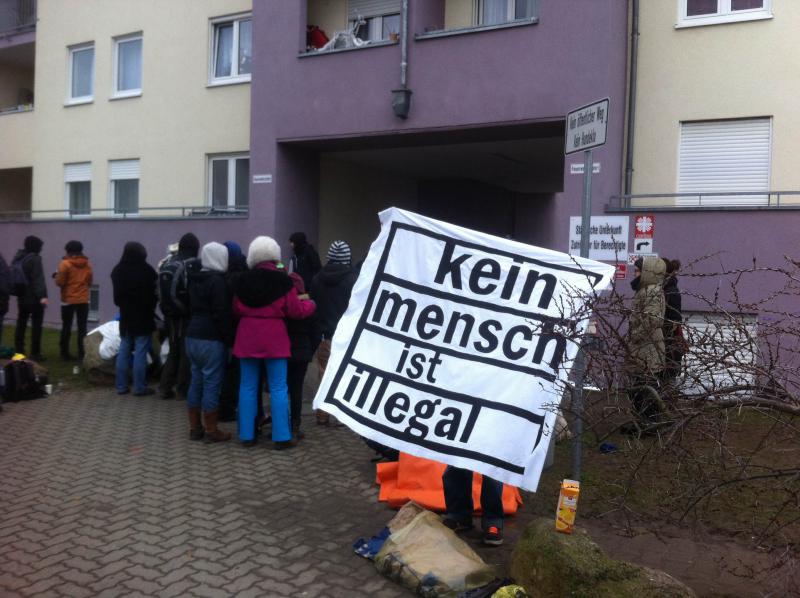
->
[[189, 407, 204, 441], [203, 411, 231, 443], [315, 410, 329, 426]]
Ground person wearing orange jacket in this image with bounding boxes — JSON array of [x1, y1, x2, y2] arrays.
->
[[54, 240, 93, 361]]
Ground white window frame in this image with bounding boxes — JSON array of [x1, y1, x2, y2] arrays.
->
[[677, 0, 772, 28], [66, 43, 94, 105], [475, 0, 536, 26], [208, 13, 252, 86], [112, 32, 143, 99], [64, 162, 92, 218], [207, 153, 249, 209], [108, 159, 141, 216]]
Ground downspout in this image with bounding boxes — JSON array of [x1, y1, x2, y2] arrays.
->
[[392, 0, 412, 118], [624, 0, 640, 198]]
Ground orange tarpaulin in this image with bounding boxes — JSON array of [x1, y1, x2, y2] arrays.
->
[[376, 453, 523, 514]]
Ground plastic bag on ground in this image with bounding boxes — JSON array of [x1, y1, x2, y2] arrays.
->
[[375, 509, 496, 597]]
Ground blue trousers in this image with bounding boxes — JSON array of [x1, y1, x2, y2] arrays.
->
[[442, 466, 504, 531], [239, 358, 290, 442], [116, 334, 151, 394], [186, 338, 226, 412]]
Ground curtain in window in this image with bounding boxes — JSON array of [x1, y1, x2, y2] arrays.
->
[[482, 0, 507, 25], [114, 179, 139, 213], [118, 39, 142, 91], [211, 160, 228, 207], [382, 14, 401, 39], [69, 181, 91, 215], [686, 0, 719, 16], [235, 159, 249, 207], [239, 20, 252, 75], [71, 49, 93, 98], [215, 24, 233, 77]]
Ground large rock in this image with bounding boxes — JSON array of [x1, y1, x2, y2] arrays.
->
[[510, 519, 696, 598]]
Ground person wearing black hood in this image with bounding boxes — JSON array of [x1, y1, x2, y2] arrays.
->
[[0, 251, 10, 347], [288, 232, 322, 291], [111, 242, 158, 396], [158, 232, 200, 400], [309, 240, 358, 425], [13, 235, 48, 360], [662, 259, 684, 382]]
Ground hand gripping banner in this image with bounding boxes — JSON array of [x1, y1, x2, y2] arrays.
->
[[313, 208, 615, 491]]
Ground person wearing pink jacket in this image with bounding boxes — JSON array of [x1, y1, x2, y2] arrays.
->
[[232, 236, 316, 449]]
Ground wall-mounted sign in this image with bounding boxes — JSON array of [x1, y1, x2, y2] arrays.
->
[[570, 163, 601, 175], [253, 174, 273, 184], [568, 215, 629, 262]]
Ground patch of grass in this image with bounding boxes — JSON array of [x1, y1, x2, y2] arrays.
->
[[2, 325, 93, 391]]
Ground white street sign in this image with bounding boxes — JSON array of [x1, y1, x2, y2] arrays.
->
[[568, 215, 629, 262], [565, 98, 609, 155]]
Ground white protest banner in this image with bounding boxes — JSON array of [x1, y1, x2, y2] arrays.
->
[[312, 208, 615, 491]]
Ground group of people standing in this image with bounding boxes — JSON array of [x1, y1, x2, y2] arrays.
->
[[627, 255, 684, 426], [0, 236, 93, 362], [109, 232, 357, 449]]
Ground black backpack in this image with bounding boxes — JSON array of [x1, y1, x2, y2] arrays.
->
[[158, 256, 198, 317], [1, 360, 46, 402], [10, 254, 31, 297]]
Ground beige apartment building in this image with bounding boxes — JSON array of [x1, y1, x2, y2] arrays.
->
[[0, 0, 251, 217], [628, 0, 798, 207]]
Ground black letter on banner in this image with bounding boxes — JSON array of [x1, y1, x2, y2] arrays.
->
[[503, 325, 533, 360], [474, 319, 501, 353], [405, 398, 440, 438], [532, 322, 567, 370], [434, 241, 470, 289], [469, 258, 501, 295], [373, 290, 417, 331], [459, 404, 481, 442], [443, 312, 475, 347], [434, 407, 462, 441], [519, 270, 557, 309], [416, 305, 445, 340], [385, 392, 410, 423]]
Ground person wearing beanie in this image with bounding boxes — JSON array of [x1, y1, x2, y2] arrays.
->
[[288, 231, 322, 291], [232, 235, 316, 449], [185, 242, 233, 442], [13, 235, 48, 360], [54, 240, 93, 361], [217, 240, 248, 423], [158, 232, 201, 400], [111, 242, 158, 396], [309, 240, 358, 425]]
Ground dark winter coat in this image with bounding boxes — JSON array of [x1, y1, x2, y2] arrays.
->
[[663, 276, 682, 327], [13, 249, 48, 307], [290, 240, 322, 291], [309, 263, 358, 339], [186, 269, 233, 345], [0, 252, 10, 314], [111, 243, 158, 337]]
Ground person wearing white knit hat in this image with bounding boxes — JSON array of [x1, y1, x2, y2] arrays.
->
[[232, 236, 316, 448]]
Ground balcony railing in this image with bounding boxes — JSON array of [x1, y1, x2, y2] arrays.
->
[[0, 205, 249, 221], [608, 191, 800, 211], [0, 0, 36, 34]]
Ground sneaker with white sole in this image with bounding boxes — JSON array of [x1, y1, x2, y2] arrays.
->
[[482, 525, 503, 546]]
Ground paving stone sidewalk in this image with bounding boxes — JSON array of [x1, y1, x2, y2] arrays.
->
[[0, 387, 524, 597]]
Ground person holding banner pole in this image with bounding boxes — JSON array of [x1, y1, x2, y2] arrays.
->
[[442, 467, 504, 546]]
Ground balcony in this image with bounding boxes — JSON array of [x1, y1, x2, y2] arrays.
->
[[0, 0, 36, 37], [608, 191, 800, 211]]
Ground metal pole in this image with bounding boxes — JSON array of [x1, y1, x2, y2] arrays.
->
[[572, 148, 593, 481]]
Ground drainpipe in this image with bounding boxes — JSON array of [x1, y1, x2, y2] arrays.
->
[[624, 0, 640, 198], [391, 0, 412, 119]]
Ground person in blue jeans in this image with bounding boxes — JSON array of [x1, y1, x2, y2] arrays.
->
[[111, 242, 157, 396], [231, 236, 316, 449], [442, 466, 505, 546], [185, 242, 232, 442]]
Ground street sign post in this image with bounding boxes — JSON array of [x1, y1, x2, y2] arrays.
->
[[565, 98, 610, 482]]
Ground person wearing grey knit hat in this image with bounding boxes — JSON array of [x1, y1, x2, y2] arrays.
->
[[309, 239, 358, 425]]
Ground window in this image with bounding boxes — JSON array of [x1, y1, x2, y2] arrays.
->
[[67, 44, 94, 103], [109, 159, 140, 214], [209, 155, 249, 209], [210, 15, 252, 84], [113, 34, 142, 97], [348, 0, 401, 42], [678, 0, 771, 27], [88, 285, 100, 322], [477, 0, 537, 26], [677, 118, 771, 206], [64, 163, 91, 216]]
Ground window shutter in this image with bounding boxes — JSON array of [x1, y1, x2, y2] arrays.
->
[[347, 0, 401, 20], [109, 159, 140, 180], [678, 118, 771, 206], [64, 162, 91, 182]]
